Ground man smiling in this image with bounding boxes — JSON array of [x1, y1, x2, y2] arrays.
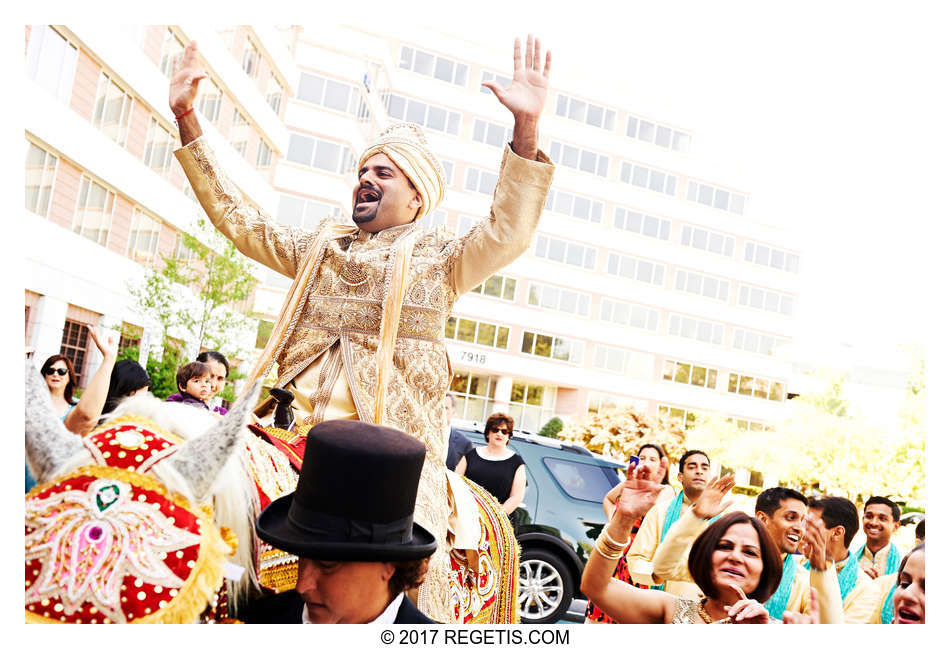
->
[[170, 35, 555, 622], [858, 496, 903, 579]]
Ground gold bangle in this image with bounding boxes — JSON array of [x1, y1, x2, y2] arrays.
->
[[602, 528, 629, 549], [594, 541, 624, 561], [596, 528, 626, 552]]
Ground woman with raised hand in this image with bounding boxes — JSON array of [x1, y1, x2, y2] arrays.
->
[[581, 458, 819, 623]]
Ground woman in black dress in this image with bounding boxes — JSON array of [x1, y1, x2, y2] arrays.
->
[[455, 412, 526, 516]]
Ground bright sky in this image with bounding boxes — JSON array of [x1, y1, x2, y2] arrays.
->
[[413, 1, 947, 353]]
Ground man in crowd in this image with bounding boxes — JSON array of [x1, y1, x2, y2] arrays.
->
[[626, 450, 713, 598], [807, 496, 880, 623], [242, 420, 437, 624], [858, 496, 903, 579], [443, 394, 473, 471], [651, 485, 844, 622]]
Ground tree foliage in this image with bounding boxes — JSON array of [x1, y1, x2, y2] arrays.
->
[[538, 416, 563, 438], [127, 219, 255, 357], [117, 343, 184, 400], [559, 407, 687, 464]]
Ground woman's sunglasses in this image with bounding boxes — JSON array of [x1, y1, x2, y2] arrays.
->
[[43, 367, 68, 376]]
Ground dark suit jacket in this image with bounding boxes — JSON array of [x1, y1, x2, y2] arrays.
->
[[240, 590, 436, 624], [445, 427, 474, 470]]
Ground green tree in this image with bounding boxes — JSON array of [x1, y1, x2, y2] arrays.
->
[[117, 342, 184, 400], [559, 406, 687, 464], [538, 416, 563, 438], [127, 219, 256, 358]]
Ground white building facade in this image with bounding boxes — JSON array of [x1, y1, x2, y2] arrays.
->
[[25, 24, 802, 434]]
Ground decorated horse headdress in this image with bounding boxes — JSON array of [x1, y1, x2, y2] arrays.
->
[[24, 360, 261, 624]]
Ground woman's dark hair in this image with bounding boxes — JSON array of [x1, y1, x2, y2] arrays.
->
[[387, 558, 429, 599], [41, 355, 78, 405], [482, 412, 514, 443], [102, 360, 151, 415], [897, 541, 925, 579], [176, 361, 209, 392], [196, 350, 229, 376], [687, 511, 783, 603], [637, 442, 669, 485]]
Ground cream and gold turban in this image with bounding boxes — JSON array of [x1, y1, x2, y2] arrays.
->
[[358, 122, 446, 219]]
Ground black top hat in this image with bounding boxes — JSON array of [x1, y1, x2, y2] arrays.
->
[[256, 419, 437, 561]]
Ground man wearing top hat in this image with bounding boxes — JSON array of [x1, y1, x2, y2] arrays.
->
[[243, 419, 437, 623]]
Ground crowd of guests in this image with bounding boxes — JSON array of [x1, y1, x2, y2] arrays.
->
[[27, 331, 232, 490], [580, 446, 926, 624]]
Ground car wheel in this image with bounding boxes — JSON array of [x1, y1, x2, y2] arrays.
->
[[518, 548, 574, 624]]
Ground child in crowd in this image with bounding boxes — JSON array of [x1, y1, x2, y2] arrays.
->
[[166, 361, 212, 410]]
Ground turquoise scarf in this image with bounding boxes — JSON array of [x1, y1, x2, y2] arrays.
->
[[881, 581, 897, 624], [650, 491, 684, 591], [764, 553, 798, 618], [803, 551, 860, 601], [861, 542, 901, 576]]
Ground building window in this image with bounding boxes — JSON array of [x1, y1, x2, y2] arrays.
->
[[480, 70, 512, 94], [229, 108, 252, 156], [587, 392, 634, 415], [241, 35, 260, 77], [449, 372, 498, 422], [744, 241, 801, 273], [26, 25, 78, 103], [196, 79, 222, 122], [142, 117, 177, 176], [606, 252, 665, 286], [119, 324, 143, 352], [456, 214, 480, 236], [549, 140, 609, 177], [668, 314, 724, 346], [594, 344, 631, 374], [726, 417, 773, 433], [528, 282, 591, 317], [738, 284, 796, 316], [73, 176, 115, 246], [521, 330, 583, 364], [158, 29, 185, 79], [728, 372, 786, 402], [663, 359, 718, 389], [626, 116, 692, 153], [266, 72, 285, 115], [417, 208, 447, 232], [25, 141, 58, 217], [287, 132, 356, 175], [681, 224, 736, 257], [545, 189, 603, 223], [614, 207, 670, 240], [509, 381, 556, 433], [555, 93, 616, 131], [298, 72, 362, 115], [399, 45, 468, 86], [686, 179, 747, 215], [471, 274, 516, 301], [386, 92, 461, 135], [674, 269, 730, 301], [732, 328, 789, 356], [60, 320, 90, 386], [276, 194, 343, 230], [535, 235, 597, 270], [441, 159, 455, 187], [620, 161, 677, 196], [92, 73, 134, 146], [127, 209, 161, 264], [658, 404, 700, 429], [175, 233, 198, 261], [444, 317, 510, 350], [464, 167, 499, 196], [256, 141, 273, 168], [599, 298, 659, 331], [472, 118, 513, 148]]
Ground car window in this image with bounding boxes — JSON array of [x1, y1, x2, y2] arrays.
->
[[542, 457, 616, 503]]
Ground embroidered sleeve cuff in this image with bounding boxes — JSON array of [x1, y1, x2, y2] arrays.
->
[[500, 144, 555, 189]]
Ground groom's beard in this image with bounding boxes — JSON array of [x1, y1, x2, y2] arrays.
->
[[351, 204, 379, 224]]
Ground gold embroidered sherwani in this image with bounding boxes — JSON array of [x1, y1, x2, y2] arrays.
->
[[174, 137, 554, 622]]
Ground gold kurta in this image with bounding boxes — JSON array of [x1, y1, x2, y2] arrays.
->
[[174, 137, 554, 622]]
